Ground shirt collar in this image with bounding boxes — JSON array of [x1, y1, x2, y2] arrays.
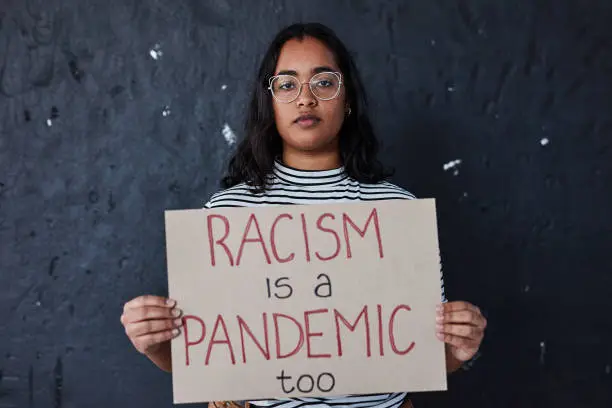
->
[[272, 159, 347, 186]]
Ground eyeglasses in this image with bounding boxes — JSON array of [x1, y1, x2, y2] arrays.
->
[[268, 71, 343, 103]]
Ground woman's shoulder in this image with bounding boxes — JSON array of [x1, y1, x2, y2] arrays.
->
[[357, 179, 417, 200], [203, 182, 261, 209]]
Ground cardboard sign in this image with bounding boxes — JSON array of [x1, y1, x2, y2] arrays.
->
[[164, 199, 447, 404]]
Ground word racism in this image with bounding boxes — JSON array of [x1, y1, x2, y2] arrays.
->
[[181, 303, 415, 367], [206, 208, 384, 267]]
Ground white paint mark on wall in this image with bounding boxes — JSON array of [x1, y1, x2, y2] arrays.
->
[[524, 285, 530, 292], [149, 44, 163, 60], [443, 159, 462, 171], [539, 341, 546, 364], [463, 192, 468, 198], [443, 159, 462, 176], [162, 106, 171, 117], [221, 84, 228, 91], [222, 123, 237, 146], [447, 84, 456, 92], [35, 301, 41, 306], [540, 138, 550, 146], [430, 39, 436, 46], [46, 119, 52, 127]]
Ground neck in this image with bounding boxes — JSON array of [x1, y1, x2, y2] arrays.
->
[[282, 148, 342, 171]]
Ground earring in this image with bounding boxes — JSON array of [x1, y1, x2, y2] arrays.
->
[[347, 108, 352, 116]]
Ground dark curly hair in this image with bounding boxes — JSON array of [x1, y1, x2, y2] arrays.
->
[[221, 22, 391, 191]]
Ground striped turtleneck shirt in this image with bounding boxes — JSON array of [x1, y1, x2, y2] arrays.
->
[[204, 159, 447, 408]]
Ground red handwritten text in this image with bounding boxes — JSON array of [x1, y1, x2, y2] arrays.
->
[[182, 304, 414, 366], [206, 208, 384, 267]]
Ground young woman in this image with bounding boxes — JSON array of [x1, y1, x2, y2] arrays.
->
[[120, 22, 487, 408]]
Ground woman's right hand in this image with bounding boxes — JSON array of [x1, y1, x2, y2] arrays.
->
[[120, 295, 183, 356]]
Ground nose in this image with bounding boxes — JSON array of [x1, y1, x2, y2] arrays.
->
[[296, 82, 318, 107]]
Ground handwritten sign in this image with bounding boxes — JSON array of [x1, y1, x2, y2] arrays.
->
[[164, 199, 447, 404]]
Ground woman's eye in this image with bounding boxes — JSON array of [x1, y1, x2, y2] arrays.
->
[[279, 81, 295, 90], [315, 80, 332, 88]]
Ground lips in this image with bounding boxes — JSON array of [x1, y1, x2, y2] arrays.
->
[[294, 114, 321, 128]]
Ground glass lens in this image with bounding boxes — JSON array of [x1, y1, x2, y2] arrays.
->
[[271, 75, 300, 102], [310, 72, 340, 100]]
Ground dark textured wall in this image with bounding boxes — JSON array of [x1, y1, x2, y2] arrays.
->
[[1, 0, 611, 407]]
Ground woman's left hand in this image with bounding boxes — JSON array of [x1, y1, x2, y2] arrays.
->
[[436, 301, 487, 362]]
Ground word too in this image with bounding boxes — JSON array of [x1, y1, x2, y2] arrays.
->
[[206, 208, 384, 267], [181, 304, 415, 366], [276, 370, 335, 394]]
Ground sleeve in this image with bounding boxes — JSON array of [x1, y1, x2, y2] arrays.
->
[[203, 190, 220, 209], [439, 265, 447, 303], [460, 350, 482, 371]]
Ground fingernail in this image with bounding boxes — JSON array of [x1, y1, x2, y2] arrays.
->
[[435, 315, 443, 323], [436, 323, 443, 331], [172, 328, 180, 336], [172, 308, 182, 317], [436, 332, 444, 340], [173, 318, 182, 326], [166, 299, 176, 306]]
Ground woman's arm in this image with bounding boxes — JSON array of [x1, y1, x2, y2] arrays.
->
[[437, 301, 486, 374], [445, 344, 464, 374], [145, 341, 173, 372], [120, 295, 182, 373]]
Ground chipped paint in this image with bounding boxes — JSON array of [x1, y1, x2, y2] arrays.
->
[[443, 159, 462, 171], [222, 123, 237, 146], [149, 44, 163, 60]]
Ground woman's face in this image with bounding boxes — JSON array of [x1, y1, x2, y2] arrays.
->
[[272, 36, 347, 157]]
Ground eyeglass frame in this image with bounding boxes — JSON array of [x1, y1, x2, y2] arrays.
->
[[267, 71, 344, 103]]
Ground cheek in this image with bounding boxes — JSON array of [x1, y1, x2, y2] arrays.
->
[[329, 90, 347, 123], [273, 103, 293, 126], [323, 100, 346, 130]]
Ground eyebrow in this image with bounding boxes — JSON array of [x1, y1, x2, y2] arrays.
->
[[276, 66, 337, 76]]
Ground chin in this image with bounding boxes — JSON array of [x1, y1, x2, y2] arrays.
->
[[286, 132, 336, 152]]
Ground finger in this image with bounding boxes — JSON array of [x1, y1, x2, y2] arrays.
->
[[126, 318, 183, 337], [442, 301, 479, 315], [437, 323, 483, 340], [123, 306, 182, 324], [124, 295, 176, 313], [134, 328, 181, 352], [440, 310, 486, 327], [436, 331, 480, 350]]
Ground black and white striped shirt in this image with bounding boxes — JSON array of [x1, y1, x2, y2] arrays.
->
[[204, 159, 447, 408]]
